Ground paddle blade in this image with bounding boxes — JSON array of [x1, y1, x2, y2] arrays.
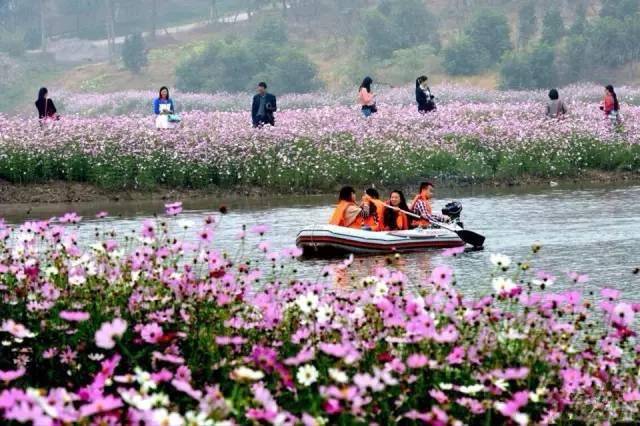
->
[[457, 230, 485, 248]]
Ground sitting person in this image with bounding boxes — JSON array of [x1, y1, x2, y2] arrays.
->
[[362, 188, 387, 231], [154, 86, 176, 129], [329, 186, 371, 229], [35, 87, 60, 121], [382, 190, 410, 231], [416, 76, 436, 113], [409, 181, 440, 228], [546, 88, 567, 118]]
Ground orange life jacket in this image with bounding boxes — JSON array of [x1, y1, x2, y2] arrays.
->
[[329, 201, 363, 229], [411, 195, 433, 228], [395, 211, 409, 230], [364, 199, 386, 231]]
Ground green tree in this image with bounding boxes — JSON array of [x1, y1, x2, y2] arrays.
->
[[517, 1, 537, 48], [558, 35, 589, 83], [121, 33, 147, 74], [360, 9, 397, 59], [569, 3, 588, 36], [541, 9, 565, 45], [585, 17, 627, 67], [267, 49, 320, 93], [442, 35, 490, 75], [600, 0, 639, 20], [465, 9, 512, 63], [252, 17, 288, 45], [499, 43, 556, 89], [380, 0, 439, 50]]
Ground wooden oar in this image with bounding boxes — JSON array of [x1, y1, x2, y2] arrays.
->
[[384, 204, 485, 248]]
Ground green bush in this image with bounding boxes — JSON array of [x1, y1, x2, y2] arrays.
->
[[442, 36, 490, 76], [121, 33, 147, 74], [176, 38, 320, 94], [540, 9, 565, 45], [499, 43, 556, 89], [465, 9, 512, 64]]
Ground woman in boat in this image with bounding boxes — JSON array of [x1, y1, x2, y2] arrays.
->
[[383, 190, 410, 231], [329, 186, 371, 229], [363, 188, 387, 231]]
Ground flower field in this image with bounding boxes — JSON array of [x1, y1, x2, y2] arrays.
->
[[1, 84, 640, 192], [2, 206, 640, 424]]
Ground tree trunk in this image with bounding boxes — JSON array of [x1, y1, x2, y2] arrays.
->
[[209, 0, 218, 23], [40, 0, 47, 52], [105, 0, 115, 62], [150, 0, 157, 40]]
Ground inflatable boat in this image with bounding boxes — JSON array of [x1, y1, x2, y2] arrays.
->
[[296, 225, 465, 256]]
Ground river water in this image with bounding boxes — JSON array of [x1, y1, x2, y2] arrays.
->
[[1, 183, 639, 299]]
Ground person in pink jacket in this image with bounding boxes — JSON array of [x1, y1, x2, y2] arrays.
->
[[358, 76, 377, 117]]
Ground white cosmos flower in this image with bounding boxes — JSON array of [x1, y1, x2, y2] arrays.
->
[[230, 366, 264, 382], [152, 408, 184, 426], [490, 253, 511, 269], [492, 277, 517, 295], [373, 281, 389, 297], [44, 266, 59, 277], [328, 368, 349, 384], [295, 293, 319, 315], [350, 306, 365, 321], [316, 304, 333, 323], [458, 384, 485, 395], [177, 219, 195, 229], [494, 378, 509, 391], [296, 364, 319, 387], [439, 383, 453, 390], [513, 413, 530, 425], [185, 411, 215, 426], [90, 243, 105, 253]]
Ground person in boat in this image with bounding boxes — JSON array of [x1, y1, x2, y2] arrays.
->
[[363, 188, 387, 231], [35, 87, 60, 121], [329, 186, 371, 229], [409, 181, 445, 228], [383, 190, 410, 231]]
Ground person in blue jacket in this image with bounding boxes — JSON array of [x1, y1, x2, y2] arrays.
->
[[154, 86, 174, 115], [251, 82, 277, 127]]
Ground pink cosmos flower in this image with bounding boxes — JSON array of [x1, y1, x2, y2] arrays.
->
[[141, 219, 155, 239], [79, 395, 123, 418], [164, 201, 183, 216], [612, 302, 635, 327], [430, 265, 453, 286], [495, 390, 529, 417], [442, 246, 465, 257], [59, 310, 90, 322], [140, 322, 164, 344], [601, 288, 621, 300], [0, 367, 25, 382], [1, 319, 34, 338], [198, 226, 214, 244], [446, 346, 465, 365], [429, 389, 449, 404], [249, 224, 270, 235], [59, 212, 82, 224], [406, 353, 429, 369], [567, 271, 589, 283], [95, 211, 108, 219], [95, 318, 128, 349]]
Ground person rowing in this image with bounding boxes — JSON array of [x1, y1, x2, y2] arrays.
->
[[329, 186, 372, 229], [362, 188, 386, 231], [409, 181, 448, 228]]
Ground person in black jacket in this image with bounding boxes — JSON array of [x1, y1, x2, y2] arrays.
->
[[415, 76, 436, 113], [35, 87, 59, 120], [251, 82, 277, 127]]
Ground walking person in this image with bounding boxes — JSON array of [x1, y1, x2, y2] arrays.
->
[[252, 82, 277, 127], [416, 76, 436, 113], [545, 88, 568, 118], [600, 85, 621, 126], [35, 87, 60, 121], [358, 76, 377, 117]]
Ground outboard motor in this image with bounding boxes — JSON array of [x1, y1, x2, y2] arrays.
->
[[442, 201, 463, 228]]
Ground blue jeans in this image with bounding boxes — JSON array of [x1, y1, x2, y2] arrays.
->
[[362, 107, 373, 117]]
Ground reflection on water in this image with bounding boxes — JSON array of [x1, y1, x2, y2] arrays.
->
[[1, 183, 639, 299]]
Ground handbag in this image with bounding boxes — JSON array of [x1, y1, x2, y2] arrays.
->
[[168, 114, 181, 123]]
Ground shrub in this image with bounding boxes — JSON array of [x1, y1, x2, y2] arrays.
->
[[121, 33, 147, 74], [540, 9, 565, 45], [464, 9, 512, 64], [442, 36, 490, 76], [499, 43, 556, 90]]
